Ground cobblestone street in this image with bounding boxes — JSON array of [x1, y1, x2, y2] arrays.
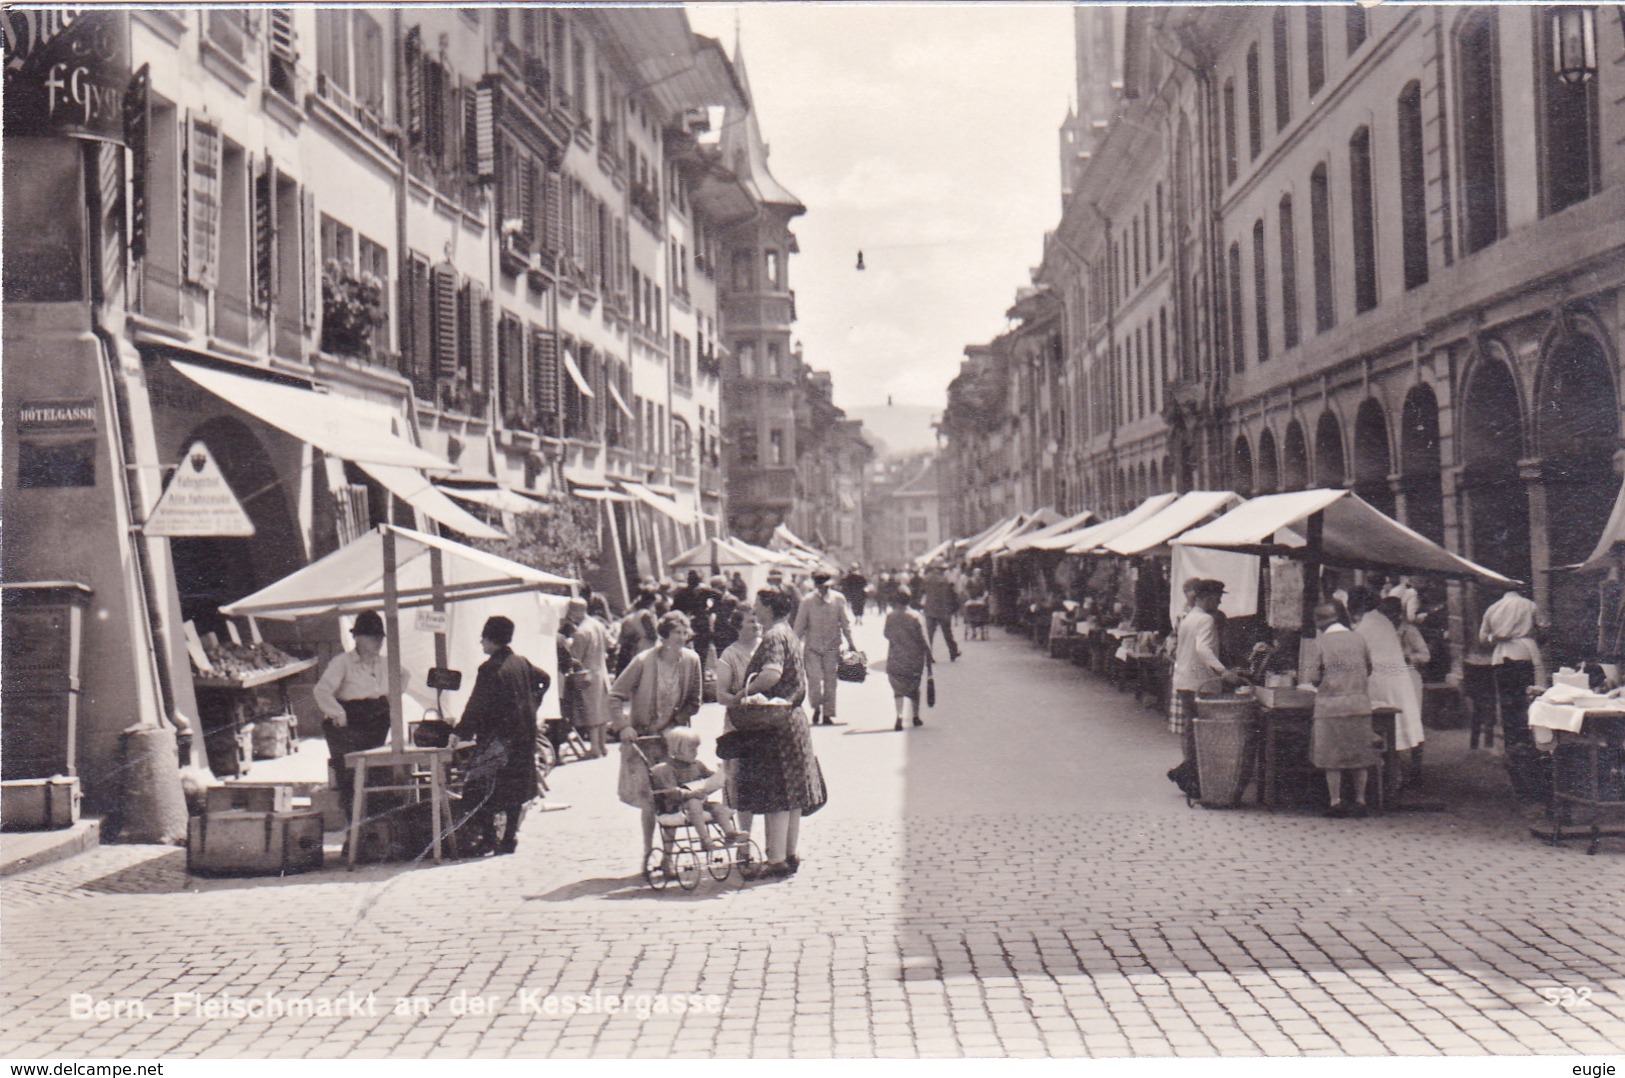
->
[[3, 621, 1623, 1059]]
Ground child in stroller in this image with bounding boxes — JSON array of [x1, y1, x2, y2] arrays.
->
[[633, 728, 756, 889]]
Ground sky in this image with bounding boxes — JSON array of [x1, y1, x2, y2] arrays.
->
[[685, 3, 1077, 453]]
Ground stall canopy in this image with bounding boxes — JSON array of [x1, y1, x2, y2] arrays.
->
[[357, 463, 506, 540], [1058, 494, 1180, 554], [436, 480, 550, 515], [620, 480, 698, 527], [1103, 491, 1244, 556], [1001, 507, 1100, 555], [957, 515, 1021, 559], [1565, 474, 1625, 572], [220, 525, 577, 729], [1172, 489, 1516, 582], [668, 536, 774, 571], [968, 510, 1061, 560]]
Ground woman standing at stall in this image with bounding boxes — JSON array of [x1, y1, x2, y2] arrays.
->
[[1352, 587, 1425, 759], [312, 610, 397, 818], [612, 612, 703, 863], [733, 590, 826, 879], [1301, 601, 1380, 818]]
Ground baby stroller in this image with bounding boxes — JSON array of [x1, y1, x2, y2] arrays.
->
[[963, 597, 990, 640], [629, 736, 762, 890]]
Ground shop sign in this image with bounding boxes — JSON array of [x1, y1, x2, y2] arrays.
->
[[3, 9, 131, 144], [18, 398, 97, 433], [144, 442, 255, 537], [414, 609, 449, 634]]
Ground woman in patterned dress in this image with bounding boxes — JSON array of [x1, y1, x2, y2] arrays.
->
[[734, 589, 826, 879]]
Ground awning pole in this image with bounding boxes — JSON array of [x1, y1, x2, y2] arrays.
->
[[430, 546, 448, 671], [1299, 511, 1325, 670], [383, 527, 405, 754]]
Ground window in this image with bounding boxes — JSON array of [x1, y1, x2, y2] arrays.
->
[[1273, 9, 1291, 131], [1311, 163, 1335, 332], [1252, 218, 1270, 363], [1158, 306, 1168, 385], [1228, 241, 1245, 371], [1397, 82, 1429, 290], [1155, 184, 1165, 263], [737, 341, 756, 379], [1246, 44, 1262, 160], [1306, 8, 1325, 96], [571, 37, 587, 122], [359, 237, 390, 343], [1350, 126, 1378, 313], [185, 117, 222, 288], [320, 213, 354, 268], [1279, 194, 1300, 349], [769, 429, 785, 467], [737, 426, 758, 467], [316, 10, 350, 95], [1223, 79, 1238, 185], [764, 249, 779, 289], [767, 342, 781, 378], [1457, 9, 1502, 253], [731, 249, 753, 290], [1538, 6, 1600, 215], [1346, 7, 1368, 53], [1132, 217, 1141, 285]]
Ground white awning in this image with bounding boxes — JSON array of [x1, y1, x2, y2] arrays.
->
[[171, 360, 450, 470], [1002, 507, 1099, 554], [1064, 495, 1181, 554], [621, 481, 698, 526], [606, 380, 635, 419], [1172, 489, 1515, 582], [571, 487, 636, 502], [562, 348, 595, 398], [437, 483, 550, 515], [1102, 492, 1245, 556], [357, 463, 506, 540]]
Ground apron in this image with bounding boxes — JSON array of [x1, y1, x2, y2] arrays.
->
[[324, 697, 391, 808]]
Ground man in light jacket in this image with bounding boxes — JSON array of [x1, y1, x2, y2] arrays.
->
[[793, 570, 854, 726]]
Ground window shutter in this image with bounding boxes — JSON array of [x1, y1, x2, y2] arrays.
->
[[300, 187, 320, 330], [455, 280, 475, 386], [532, 326, 559, 423], [185, 115, 222, 288], [423, 61, 446, 161], [269, 9, 297, 62], [124, 64, 151, 263], [520, 158, 537, 246], [403, 26, 423, 145], [408, 256, 433, 394], [431, 263, 459, 379], [471, 284, 491, 395], [498, 315, 523, 420], [544, 171, 563, 257], [252, 155, 276, 309]]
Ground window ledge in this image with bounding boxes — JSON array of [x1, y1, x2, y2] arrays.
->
[[307, 91, 401, 178], [135, 10, 189, 46], [262, 87, 304, 133], [200, 38, 255, 97]]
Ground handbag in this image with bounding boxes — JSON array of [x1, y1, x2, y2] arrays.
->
[[926, 670, 936, 709], [728, 701, 797, 732], [837, 647, 868, 683], [413, 720, 454, 748]]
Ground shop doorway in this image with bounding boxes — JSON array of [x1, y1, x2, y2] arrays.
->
[[1537, 332, 1618, 663], [1353, 398, 1395, 518], [1314, 410, 1346, 488], [1400, 386, 1445, 545]]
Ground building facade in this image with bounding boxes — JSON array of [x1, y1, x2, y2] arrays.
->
[[942, 5, 1625, 665], [1, 8, 776, 808], [866, 453, 941, 569]]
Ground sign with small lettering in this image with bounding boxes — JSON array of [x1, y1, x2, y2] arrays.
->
[[414, 609, 449, 635], [144, 442, 255, 537], [3, 10, 131, 144], [18, 398, 97, 433]]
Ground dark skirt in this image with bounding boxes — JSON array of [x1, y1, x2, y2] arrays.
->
[[464, 734, 539, 810], [725, 706, 826, 814]]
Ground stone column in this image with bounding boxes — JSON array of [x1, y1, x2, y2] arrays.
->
[[1521, 457, 1551, 614]]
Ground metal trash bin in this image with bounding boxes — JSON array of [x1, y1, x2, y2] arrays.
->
[[1194, 692, 1260, 808]]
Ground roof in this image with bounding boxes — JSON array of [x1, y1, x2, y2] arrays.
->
[[891, 459, 939, 499], [589, 11, 747, 117], [1102, 491, 1244, 557], [719, 42, 805, 213], [1172, 489, 1515, 582]]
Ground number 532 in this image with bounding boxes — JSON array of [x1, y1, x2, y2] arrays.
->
[[1540, 986, 1593, 1008]]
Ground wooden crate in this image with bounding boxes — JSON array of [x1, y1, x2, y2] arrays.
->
[[187, 809, 323, 876], [204, 783, 293, 815], [251, 715, 293, 759], [1, 776, 81, 831]]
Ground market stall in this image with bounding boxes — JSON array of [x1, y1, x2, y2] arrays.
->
[[668, 536, 779, 597]]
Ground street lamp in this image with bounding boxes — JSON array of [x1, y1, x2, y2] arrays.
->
[[1550, 6, 1598, 85]]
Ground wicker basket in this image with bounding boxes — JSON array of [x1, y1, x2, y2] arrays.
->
[[1194, 695, 1260, 808], [727, 702, 798, 732]]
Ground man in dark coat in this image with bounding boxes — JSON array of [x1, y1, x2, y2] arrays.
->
[[670, 569, 720, 672], [921, 565, 962, 662], [840, 563, 870, 624], [455, 616, 550, 855]]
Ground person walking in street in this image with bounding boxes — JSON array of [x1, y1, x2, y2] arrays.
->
[[768, 567, 802, 624], [455, 616, 551, 855], [883, 588, 933, 730], [1479, 582, 1551, 800], [614, 605, 658, 675], [1167, 579, 1228, 790], [612, 612, 704, 863], [709, 576, 742, 656], [670, 570, 720, 677], [1301, 600, 1379, 818], [565, 597, 613, 759], [312, 610, 397, 818], [793, 569, 855, 726], [840, 563, 870, 625], [730, 590, 825, 879], [921, 563, 961, 661]]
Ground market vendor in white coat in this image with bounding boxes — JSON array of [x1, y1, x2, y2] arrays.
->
[[312, 610, 398, 817]]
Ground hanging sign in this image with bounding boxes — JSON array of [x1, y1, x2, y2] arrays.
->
[[3, 10, 131, 144], [414, 609, 449, 634], [144, 442, 255, 537]]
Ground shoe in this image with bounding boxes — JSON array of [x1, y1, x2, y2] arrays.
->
[[495, 840, 517, 855], [785, 854, 800, 874], [912, 716, 923, 727], [1324, 803, 1346, 818], [895, 719, 904, 731], [950, 651, 960, 662], [1346, 803, 1368, 818]]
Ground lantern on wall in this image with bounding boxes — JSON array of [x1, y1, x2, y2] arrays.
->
[[1550, 5, 1598, 85]]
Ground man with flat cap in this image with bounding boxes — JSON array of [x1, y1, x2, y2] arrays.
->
[[313, 610, 397, 817], [794, 569, 855, 725], [455, 615, 551, 855]]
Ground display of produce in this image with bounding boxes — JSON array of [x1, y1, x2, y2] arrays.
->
[[191, 639, 315, 688]]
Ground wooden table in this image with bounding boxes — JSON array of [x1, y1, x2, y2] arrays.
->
[[1258, 706, 1397, 810], [344, 745, 457, 868], [1541, 711, 1625, 854]]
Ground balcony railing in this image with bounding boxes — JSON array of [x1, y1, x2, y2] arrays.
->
[[731, 466, 797, 508]]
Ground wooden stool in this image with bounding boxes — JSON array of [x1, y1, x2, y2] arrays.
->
[[345, 745, 456, 869]]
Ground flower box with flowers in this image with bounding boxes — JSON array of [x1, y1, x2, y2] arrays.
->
[[320, 260, 385, 357]]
